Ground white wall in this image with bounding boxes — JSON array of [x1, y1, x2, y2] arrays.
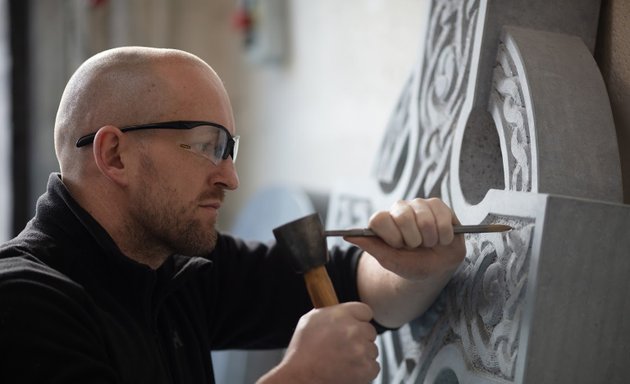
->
[[220, 0, 429, 229]]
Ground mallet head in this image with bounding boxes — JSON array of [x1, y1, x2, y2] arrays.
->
[[273, 213, 339, 308], [272, 213, 328, 273]]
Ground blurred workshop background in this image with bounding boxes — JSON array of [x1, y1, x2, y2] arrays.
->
[[0, 0, 430, 242], [2, 0, 630, 242]]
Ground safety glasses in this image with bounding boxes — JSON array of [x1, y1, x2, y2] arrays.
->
[[75, 120, 239, 165]]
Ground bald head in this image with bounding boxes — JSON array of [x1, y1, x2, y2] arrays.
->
[[54, 46, 229, 177]]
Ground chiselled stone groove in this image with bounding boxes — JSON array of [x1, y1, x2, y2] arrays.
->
[[489, 42, 532, 193]]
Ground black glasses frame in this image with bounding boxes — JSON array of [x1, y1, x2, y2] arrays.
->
[[75, 120, 238, 161]]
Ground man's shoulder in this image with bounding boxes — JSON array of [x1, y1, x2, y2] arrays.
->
[[0, 239, 81, 299], [0, 252, 75, 286], [0, 221, 76, 278]]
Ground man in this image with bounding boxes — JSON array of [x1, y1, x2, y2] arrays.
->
[[0, 47, 465, 383]]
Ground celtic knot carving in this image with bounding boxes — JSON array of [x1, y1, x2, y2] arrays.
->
[[490, 42, 533, 192], [326, 194, 374, 249], [447, 220, 534, 380], [414, 0, 480, 199], [373, 0, 480, 200], [374, 77, 414, 191], [374, 219, 534, 383]]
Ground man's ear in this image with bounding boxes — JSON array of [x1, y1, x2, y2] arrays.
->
[[92, 125, 131, 186]]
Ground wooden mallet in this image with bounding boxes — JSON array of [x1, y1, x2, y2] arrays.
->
[[273, 214, 339, 308]]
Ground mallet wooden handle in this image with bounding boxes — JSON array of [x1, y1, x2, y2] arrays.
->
[[303, 265, 339, 308]]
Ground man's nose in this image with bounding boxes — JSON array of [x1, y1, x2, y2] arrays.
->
[[214, 158, 239, 190]]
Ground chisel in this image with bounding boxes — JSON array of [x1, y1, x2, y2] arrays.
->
[[324, 224, 512, 237]]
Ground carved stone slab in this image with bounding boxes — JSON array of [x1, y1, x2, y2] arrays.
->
[[325, 0, 630, 382], [374, 190, 630, 383]]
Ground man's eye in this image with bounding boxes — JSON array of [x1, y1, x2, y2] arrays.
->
[[193, 142, 215, 154]]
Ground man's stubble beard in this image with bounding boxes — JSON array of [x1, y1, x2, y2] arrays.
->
[[128, 154, 220, 258]]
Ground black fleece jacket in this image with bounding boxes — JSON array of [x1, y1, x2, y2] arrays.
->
[[0, 174, 364, 383]]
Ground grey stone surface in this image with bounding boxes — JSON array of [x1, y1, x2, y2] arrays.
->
[[452, 25, 622, 224], [520, 194, 630, 383], [325, 0, 629, 382]]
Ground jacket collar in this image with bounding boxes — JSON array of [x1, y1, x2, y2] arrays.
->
[[27, 173, 212, 307]]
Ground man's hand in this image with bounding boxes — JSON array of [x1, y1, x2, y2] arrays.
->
[[348, 198, 466, 281], [258, 302, 379, 384], [348, 198, 466, 328]]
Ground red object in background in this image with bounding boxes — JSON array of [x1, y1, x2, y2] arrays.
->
[[232, 7, 254, 31], [89, 0, 109, 8]]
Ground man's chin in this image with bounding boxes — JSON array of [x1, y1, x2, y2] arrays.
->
[[184, 227, 218, 257]]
